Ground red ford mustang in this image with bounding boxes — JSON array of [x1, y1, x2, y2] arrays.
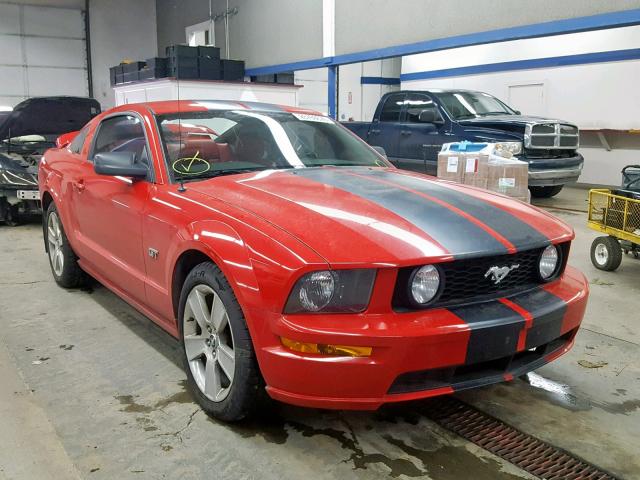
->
[[39, 100, 588, 421]]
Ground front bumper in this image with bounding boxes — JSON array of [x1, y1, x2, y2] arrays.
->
[[525, 153, 584, 186], [255, 266, 588, 410]]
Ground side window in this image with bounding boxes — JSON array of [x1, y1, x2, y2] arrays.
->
[[405, 93, 440, 123], [91, 115, 148, 166], [379, 94, 405, 122], [69, 126, 88, 154]]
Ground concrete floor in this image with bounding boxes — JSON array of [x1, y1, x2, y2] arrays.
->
[[0, 186, 638, 480]]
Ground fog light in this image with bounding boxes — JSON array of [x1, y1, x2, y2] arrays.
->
[[539, 245, 560, 280], [280, 337, 372, 357]]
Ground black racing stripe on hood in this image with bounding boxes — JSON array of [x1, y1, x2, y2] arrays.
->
[[360, 169, 550, 251], [292, 168, 508, 258], [509, 289, 567, 350], [448, 301, 523, 365]]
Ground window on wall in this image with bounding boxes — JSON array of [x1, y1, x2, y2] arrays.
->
[[379, 93, 405, 122], [186, 20, 214, 46]]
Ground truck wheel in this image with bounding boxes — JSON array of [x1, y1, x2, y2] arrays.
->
[[178, 261, 264, 422], [530, 185, 564, 198], [590, 236, 622, 271], [45, 202, 85, 288]]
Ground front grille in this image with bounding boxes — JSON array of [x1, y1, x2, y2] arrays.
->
[[525, 122, 579, 149], [392, 243, 569, 311]]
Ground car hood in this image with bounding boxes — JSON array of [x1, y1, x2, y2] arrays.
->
[[188, 167, 572, 265], [0, 96, 100, 144], [0, 152, 38, 188]]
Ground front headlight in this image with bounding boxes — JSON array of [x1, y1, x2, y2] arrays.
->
[[409, 265, 441, 306], [539, 245, 560, 280], [495, 141, 523, 156], [284, 269, 376, 314]]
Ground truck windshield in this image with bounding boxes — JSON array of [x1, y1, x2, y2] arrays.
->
[[434, 91, 516, 120], [157, 109, 389, 182]]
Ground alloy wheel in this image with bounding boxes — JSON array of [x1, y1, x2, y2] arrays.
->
[[183, 284, 235, 402], [47, 212, 64, 276]]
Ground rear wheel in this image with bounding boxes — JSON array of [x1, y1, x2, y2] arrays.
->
[[178, 261, 263, 422], [530, 185, 564, 198], [45, 202, 85, 287], [590, 236, 622, 271]]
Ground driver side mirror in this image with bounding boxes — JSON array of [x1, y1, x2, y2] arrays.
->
[[94, 152, 148, 179], [418, 109, 444, 125]]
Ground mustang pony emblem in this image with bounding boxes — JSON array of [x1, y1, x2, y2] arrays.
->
[[484, 264, 520, 284]]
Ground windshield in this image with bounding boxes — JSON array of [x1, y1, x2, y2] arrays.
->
[[433, 91, 516, 120], [157, 110, 388, 182]]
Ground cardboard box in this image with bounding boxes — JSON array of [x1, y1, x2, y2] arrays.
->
[[487, 156, 529, 199], [438, 142, 491, 186], [437, 151, 464, 183], [461, 151, 490, 189]]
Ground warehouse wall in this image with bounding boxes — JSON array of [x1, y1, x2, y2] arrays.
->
[[335, 0, 640, 57], [90, 0, 158, 108], [156, 0, 323, 66]]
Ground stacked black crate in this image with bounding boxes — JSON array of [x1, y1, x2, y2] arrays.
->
[[220, 59, 245, 81], [166, 45, 199, 79], [122, 61, 145, 82], [198, 46, 221, 80], [140, 57, 168, 80]]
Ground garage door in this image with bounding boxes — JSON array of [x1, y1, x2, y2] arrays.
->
[[0, 2, 88, 108]]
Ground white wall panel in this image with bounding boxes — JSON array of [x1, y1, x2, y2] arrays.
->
[[0, 67, 26, 96], [0, 36, 24, 64], [27, 67, 87, 96], [0, 3, 20, 34], [0, 1, 87, 106], [24, 37, 85, 68], [23, 5, 84, 37]]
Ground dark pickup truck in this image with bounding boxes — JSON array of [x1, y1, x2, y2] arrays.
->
[[343, 89, 584, 197]]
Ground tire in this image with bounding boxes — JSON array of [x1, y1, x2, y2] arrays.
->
[[44, 202, 85, 288], [178, 261, 263, 422], [3, 204, 20, 226], [590, 236, 622, 271], [529, 185, 564, 198]]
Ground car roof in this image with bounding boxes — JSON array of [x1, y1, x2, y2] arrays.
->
[[117, 100, 324, 117], [399, 89, 485, 95]]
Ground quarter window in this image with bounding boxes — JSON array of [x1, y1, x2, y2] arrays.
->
[[69, 126, 88, 154]]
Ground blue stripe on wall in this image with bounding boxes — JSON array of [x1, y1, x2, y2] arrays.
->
[[361, 76, 401, 85], [245, 8, 640, 75], [400, 48, 640, 81]]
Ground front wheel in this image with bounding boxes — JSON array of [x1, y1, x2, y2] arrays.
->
[[45, 202, 85, 287], [590, 236, 622, 271], [529, 185, 564, 198], [178, 261, 263, 422]]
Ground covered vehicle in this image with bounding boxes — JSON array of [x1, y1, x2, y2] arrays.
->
[[39, 100, 588, 421], [0, 96, 100, 225]]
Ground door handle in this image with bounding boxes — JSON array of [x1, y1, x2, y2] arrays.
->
[[401, 130, 412, 136], [370, 129, 381, 134], [74, 179, 85, 193]]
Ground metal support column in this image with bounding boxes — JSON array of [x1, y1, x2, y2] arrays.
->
[[328, 65, 337, 119]]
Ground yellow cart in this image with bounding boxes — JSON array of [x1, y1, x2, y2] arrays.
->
[[588, 188, 640, 271]]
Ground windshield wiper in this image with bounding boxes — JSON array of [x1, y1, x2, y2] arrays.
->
[[180, 166, 294, 182]]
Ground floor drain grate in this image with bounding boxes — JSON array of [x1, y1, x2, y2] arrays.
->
[[423, 397, 619, 480]]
